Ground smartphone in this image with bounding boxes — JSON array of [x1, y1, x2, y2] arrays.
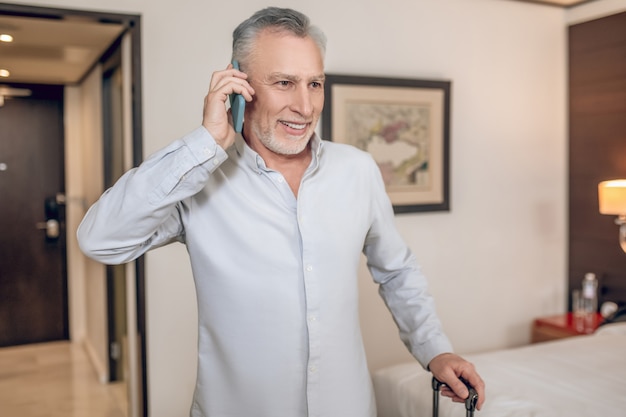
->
[[229, 60, 245, 133]]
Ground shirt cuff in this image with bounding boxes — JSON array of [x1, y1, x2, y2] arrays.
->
[[182, 126, 229, 170], [413, 334, 454, 370]]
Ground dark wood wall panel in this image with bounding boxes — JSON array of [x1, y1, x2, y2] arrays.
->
[[568, 12, 626, 309]]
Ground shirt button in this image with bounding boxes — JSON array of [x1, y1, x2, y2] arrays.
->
[[309, 315, 316, 322], [277, 177, 285, 183], [306, 265, 313, 272], [309, 366, 317, 373], [213, 159, 220, 166]]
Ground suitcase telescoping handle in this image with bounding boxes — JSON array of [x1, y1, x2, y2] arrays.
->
[[432, 376, 478, 417]]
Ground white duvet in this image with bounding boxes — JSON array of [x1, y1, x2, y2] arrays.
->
[[373, 323, 626, 417]]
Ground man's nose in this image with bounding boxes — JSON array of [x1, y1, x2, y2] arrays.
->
[[290, 86, 314, 117]]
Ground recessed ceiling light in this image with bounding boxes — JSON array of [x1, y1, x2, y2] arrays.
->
[[0, 34, 13, 43], [0, 69, 10, 77]]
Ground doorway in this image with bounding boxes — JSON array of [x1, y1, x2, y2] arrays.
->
[[0, 3, 145, 417], [0, 84, 67, 346]]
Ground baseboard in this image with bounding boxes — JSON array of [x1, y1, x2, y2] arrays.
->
[[82, 338, 109, 384]]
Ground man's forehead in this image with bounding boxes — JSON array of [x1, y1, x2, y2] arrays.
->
[[245, 31, 324, 78]]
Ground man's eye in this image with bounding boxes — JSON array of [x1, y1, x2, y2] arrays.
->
[[278, 80, 290, 87], [311, 81, 322, 89]]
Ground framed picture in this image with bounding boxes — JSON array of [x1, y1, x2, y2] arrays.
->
[[322, 74, 451, 213]]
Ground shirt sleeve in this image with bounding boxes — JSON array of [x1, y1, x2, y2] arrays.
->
[[362, 157, 453, 369], [77, 126, 228, 265]]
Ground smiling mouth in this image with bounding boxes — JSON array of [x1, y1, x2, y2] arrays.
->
[[280, 120, 307, 130]]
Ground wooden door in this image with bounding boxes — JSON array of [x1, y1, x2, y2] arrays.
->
[[0, 84, 68, 346]]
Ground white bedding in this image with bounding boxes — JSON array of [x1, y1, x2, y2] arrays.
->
[[373, 323, 626, 417]]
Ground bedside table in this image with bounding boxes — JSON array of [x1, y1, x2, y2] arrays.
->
[[531, 312, 603, 343]]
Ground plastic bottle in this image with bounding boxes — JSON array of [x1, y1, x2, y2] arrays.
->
[[581, 272, 598, 315]]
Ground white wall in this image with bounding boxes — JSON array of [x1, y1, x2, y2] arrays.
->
[[64, 85, 86, 344], [338, 0, 569, 367], [12, 0, 624, 415], [64, 65, 111, 382]]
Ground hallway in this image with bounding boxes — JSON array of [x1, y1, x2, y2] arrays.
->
[[0, 341, 127, 417]]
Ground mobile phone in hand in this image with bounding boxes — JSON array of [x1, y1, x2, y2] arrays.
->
[[229, 60, 245, 133]]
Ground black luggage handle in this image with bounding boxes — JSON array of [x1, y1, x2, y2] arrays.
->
[[432, 376, 478, 417]]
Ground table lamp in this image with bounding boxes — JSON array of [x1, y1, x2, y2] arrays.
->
[[598, 179, 626, 253]]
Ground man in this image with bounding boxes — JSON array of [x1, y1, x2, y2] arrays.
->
[[78, 7, 485, 417]]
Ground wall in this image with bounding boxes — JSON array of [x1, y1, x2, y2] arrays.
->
[[342, 0, 568, 367], [11, 0, 618, 415], [64, 85, 86, 344], [64, 64, 109, 382]]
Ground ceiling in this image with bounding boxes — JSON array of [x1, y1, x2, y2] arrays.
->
[[0, 14, 124, 85], [0, 0, 597, 88]]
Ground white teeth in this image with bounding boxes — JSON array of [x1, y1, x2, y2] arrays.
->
[[282, 121, 306, 129]]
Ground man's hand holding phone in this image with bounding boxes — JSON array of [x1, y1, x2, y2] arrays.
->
[[202, 62, 254, 150]]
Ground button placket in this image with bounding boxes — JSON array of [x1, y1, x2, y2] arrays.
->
[[303, 258, 321, 416], [298, 190, 321, 417]]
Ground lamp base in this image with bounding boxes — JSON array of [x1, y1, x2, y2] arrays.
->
[[616, 216, 626, 254]]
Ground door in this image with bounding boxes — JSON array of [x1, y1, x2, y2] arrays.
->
[[0, 84, 68, 347]]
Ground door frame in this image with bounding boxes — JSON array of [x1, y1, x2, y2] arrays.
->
[[0, 3, 146, 416]]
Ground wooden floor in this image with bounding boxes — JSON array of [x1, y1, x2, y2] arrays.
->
[[0, 340, 127, 417]]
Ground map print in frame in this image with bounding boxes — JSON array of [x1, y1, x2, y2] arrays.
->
[[322, 74, 450, 213]]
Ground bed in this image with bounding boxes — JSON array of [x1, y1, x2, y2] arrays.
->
[[372, 322, 626, 417]]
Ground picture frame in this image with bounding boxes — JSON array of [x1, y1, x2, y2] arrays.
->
[[322, 74, 451, 213]]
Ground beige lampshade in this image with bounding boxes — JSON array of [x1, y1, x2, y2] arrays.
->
[[598, 179, 626, 215]]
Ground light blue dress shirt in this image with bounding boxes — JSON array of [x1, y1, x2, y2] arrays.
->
[[78, 126, 453, 417]]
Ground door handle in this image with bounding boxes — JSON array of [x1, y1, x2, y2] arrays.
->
[[36, 219, 60, 239], [37, 195, 63, 241]]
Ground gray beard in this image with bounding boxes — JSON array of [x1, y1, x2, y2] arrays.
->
[[253, 125, 310, 156]]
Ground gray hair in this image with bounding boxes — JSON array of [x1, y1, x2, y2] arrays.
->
[[232, 7, 327, 69]]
